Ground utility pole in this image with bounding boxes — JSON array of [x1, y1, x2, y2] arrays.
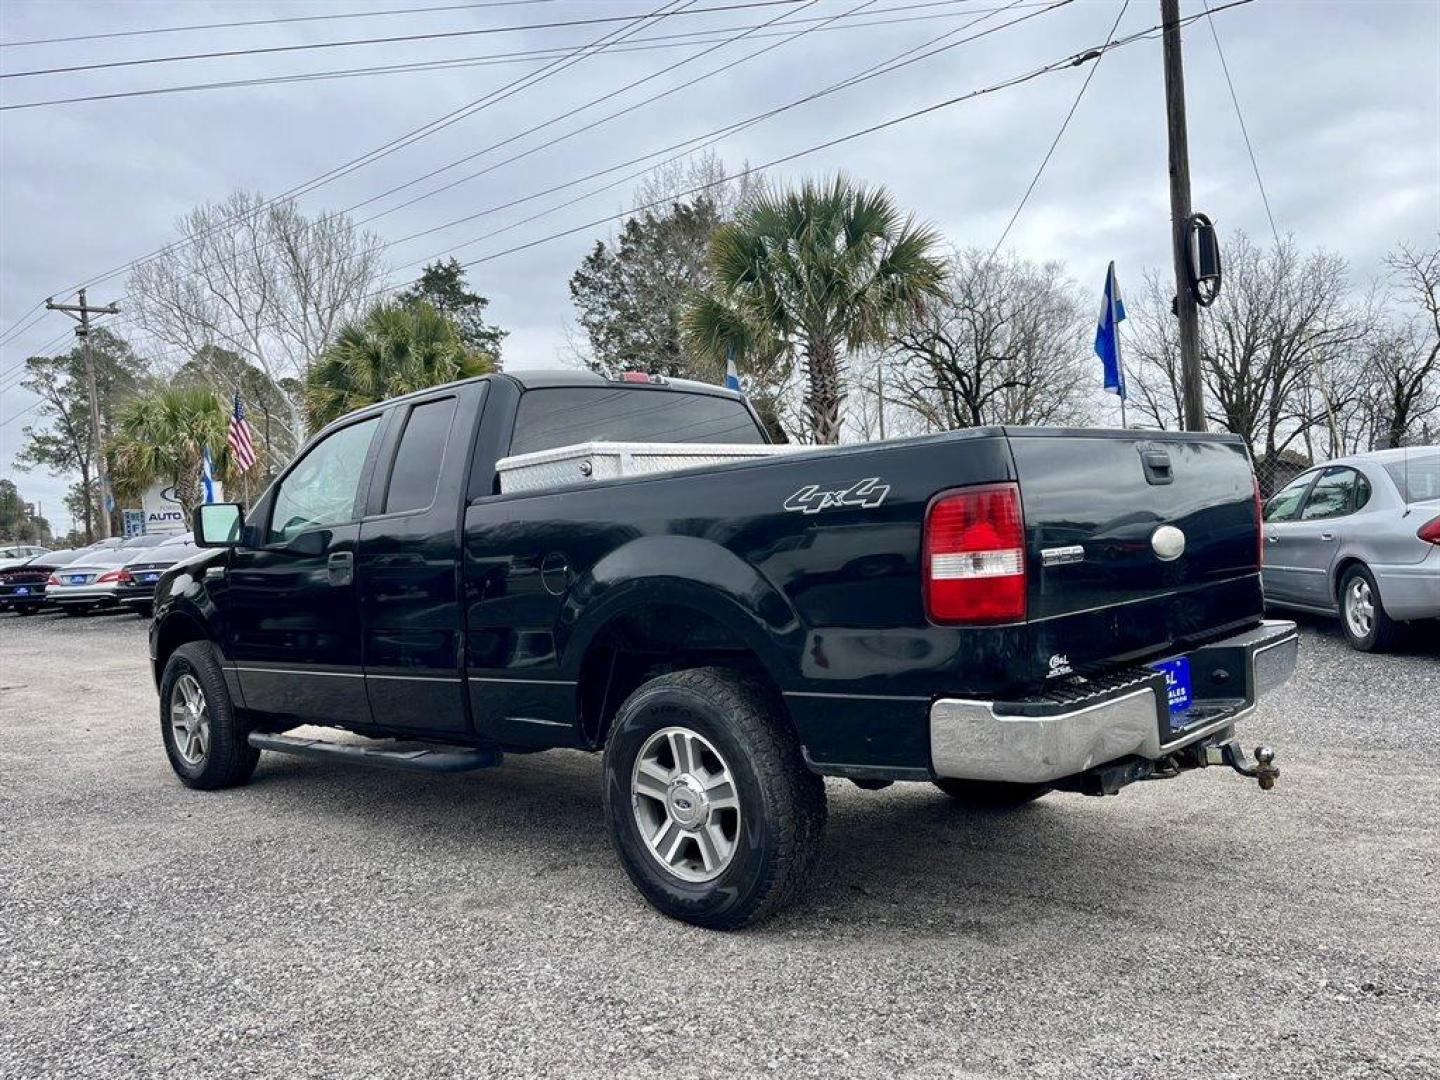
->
[[1161, 0, 1206, 432], [45, 288, 120, 539]]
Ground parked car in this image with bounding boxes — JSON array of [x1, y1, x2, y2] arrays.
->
[[1261, 446, 1440, 651], [46, 534, 174, 615], [150, 370, 1297, 929], [0, 548, 70, 614], [117, 533, 200, 616], [0, 544, 49, 571]]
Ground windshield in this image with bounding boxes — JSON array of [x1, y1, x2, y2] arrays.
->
[[1383, 451, 1440, 503]]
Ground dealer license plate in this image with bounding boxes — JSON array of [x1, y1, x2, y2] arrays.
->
[[67, 575, 88, 584], [15, 586, 29, 596], [1150, 656, 1192, 715], [141, 573, 160, 583]]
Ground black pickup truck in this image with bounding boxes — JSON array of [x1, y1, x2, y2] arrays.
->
[[151, 370, 1298, 928]]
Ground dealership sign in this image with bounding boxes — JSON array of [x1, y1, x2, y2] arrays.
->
[[141, 482, 220, 535]]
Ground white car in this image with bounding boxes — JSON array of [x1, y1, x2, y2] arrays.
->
[[0, 544, 49, 571]]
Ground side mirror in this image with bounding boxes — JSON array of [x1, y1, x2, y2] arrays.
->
[[194, 503, 244, 547]]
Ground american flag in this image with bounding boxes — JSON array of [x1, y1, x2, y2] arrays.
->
[[228, 391, 257, 472]]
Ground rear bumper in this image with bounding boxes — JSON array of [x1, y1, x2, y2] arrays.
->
[[1373, 550, 1440, 621], [48, 587, 119, 606], [930, 619, 1299, 784]]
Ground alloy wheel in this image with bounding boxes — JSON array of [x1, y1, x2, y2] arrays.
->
[[1345, 577, 1374, 641], [630, 725, 741, 883], [169, 673, 210, 766]]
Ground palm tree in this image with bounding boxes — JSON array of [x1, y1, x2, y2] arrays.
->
[[110, 386, 233, 516], [683, 175, 946, 444], [304, 300, 493, 430]]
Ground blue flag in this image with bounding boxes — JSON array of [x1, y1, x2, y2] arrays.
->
[[724, 343, 741, 392], [201, 445, 216, 504], [1094, 261, 1127, 400]]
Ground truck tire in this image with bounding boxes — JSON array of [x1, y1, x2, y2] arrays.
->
[[602, 667, 826, 930], [933, 778, 1051, 809], [159, 642, 259, 790], [1339, 564, 1402, 653]]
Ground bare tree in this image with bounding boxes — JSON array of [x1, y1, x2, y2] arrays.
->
[[127, 191, 385, 458], [1369, 241, 1440, 447], [888, 248, 1095, 431], [1130, 234, 1369, 478]]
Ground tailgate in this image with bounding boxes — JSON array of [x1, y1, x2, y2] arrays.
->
[[1006, 429, 1263, 676]]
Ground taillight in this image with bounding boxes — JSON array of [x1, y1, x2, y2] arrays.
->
[[46, 573, 60, 586], [923, 482, 1027, 624], [1418, 515, 1440, 545], [1253, 473, 1265, 566], [96, 568, 132, 584]]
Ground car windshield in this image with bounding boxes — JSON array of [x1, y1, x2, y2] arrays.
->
[[1383, 451, 1440, 503]]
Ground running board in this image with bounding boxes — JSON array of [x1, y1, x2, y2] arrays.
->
[[248, 732, 501, 773]]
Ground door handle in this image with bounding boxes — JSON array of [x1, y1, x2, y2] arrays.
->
[[327, 551, 354, 587], [1266, 534, 1280, 543], [1320, 531, 1336, 542]]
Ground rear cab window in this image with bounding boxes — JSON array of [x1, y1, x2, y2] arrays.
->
[[383, 396, 459, 514], [509, 387, 765, 456]]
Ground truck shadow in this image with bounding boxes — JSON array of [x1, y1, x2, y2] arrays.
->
[[244, 749, 1180, 932]]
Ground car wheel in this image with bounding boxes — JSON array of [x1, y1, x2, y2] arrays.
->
[[16, 605, 38, 616], [159, 641, 259, 790], [1339, 564, 1401, 653], [933, 778, 1051, 809], [133, 602, 153, 619], [603, 667, 827, 930], [62, 605, 92, 617]]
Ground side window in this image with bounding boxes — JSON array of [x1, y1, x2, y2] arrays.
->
[[1264, 474, 1313, 523], [1300, 467, 1357, 521], [1354, 471, 1372, 511], [268, 417, 380, 543], [382, 397, 458, 514]]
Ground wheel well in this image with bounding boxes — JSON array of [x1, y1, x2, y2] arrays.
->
[[576, 602, 789, 748], [153, 612, 210, 680], [1332, 556, 1368, 606]]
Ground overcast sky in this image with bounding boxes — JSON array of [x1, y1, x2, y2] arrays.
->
[[2, 0, 1437, 533]]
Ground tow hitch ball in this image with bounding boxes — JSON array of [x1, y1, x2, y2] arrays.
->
[[1206, 741, 1280, 790]]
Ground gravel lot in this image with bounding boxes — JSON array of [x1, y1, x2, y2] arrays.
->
[[2, 608, 1437, 1079]]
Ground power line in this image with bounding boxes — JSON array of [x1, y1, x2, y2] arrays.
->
[[8, 0, 1063, 391], [1201, 0, 1280, 247], [7, 0, 1032, 393], [987, 0, 1129, 261], [1, 0, 1007, 111], [5, 0, 1253, 428], [0, 0, 807, 80], [0, 1, 567, 49], [41, 0, 696, 303], [344, 0, 853, 219], [449, 0, 1255, 271], [378, 0, 1053, 249]]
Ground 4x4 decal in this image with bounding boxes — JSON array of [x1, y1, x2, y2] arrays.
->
[[782, 477, 890, 515]]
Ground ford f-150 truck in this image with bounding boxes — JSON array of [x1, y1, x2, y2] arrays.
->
[[151, 370, 1298, 929]]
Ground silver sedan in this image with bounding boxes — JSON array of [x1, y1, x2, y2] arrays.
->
[[1261, 446, 1439, 651], [44, 534, 175, 615]]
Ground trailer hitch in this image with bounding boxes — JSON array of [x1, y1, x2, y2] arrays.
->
[[1205, 740, 1280, 790]]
